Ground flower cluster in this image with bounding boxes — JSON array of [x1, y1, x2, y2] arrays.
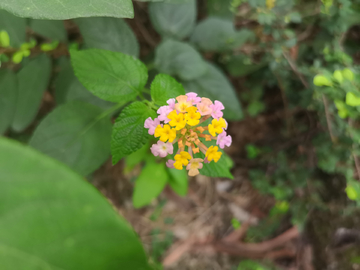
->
[[144, 93, 232, 176]]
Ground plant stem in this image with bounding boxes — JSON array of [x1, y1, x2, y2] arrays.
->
[[322, 94, 336, 142]]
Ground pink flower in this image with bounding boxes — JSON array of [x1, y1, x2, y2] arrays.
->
[[151, 141, 174, 158], [157, 105, 172, 123], [197, 97, 213, 116], [166, 160, 175, 168], [144, 117, 161, 135], [167, 98, 176, 110], [209, 100, 224, 119], [216, 131, 232, 149], [186, 92, 201, 105]]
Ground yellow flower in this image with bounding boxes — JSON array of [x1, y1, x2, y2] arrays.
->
[[206, 146, 222, 162], [208, 118, 227, 136], [186, 158, 203, 176], [155, 124, 176, 142], [185, 106, 201, 126], [168, 110, 186, 130], [175, 95, 192, 113], [174, 151, 192, 169]]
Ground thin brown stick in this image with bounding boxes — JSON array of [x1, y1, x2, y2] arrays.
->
[[282, 52, 309, 89], [322, 94, 336, 142]]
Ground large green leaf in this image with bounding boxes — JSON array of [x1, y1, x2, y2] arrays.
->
[[0, 137, 150, 270], [76, 17, 139, 57], [183, 62, 243, 120], [0, 0, 134, 20], [149, 0, 196, 40], [133, 160, 168, 208], [190, 17, 254, 52], [29, 101, 112, 176], [111, 101, 157, 164], [11, 54, 51, 132], [155, 39, 207, 81], [71, 49, 147, 103], [0, 70, 17, 134], [54, 58, 114, 110], [150, 74, 185, 106], [0, 9, 26, 47], [29, 20, 67, 42]]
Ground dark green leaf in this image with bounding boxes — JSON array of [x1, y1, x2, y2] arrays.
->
[[29, 101, 112, 176], [167, 168, 188, 196], [76, 17, 139, 57], [0, 9, 26, 47], [183, 62, 243, 120], [155, 39, 207, 81], [226, 54, 267, 76], [111, 101, 157, 164], [30, 20, 67, 42], [190, 17, 254, 52], [0, 137, 150, 270], [207, 0, 234, 20], [12, 54, 51, 132], [71, 49, 147, 103], [0, 0, 134, 20], [149, 0, 196, 40], [133, 160, 168, 208], [0, 70, 17, 134], [150, 74, 185, 106]]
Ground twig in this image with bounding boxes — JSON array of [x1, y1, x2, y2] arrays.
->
[[322, 94, 336, 142], [348, 119, 360, 180], [275, 72, 292, 136], [282, 52, 309, 89]]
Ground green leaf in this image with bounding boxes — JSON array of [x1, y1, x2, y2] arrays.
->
[[11, 54, 51, 132], [29, 101, 112, 176], [30, 20, 67, 42], [151, 74, 185, 106], [207, 0, 234, 20], [200, 152, 233, 179], [0, 70, 17, 134], [190, 17, 254, 52], [0, 137, 150, 270], [0, 10, 26, 47], [346, 92, 360, 107], [343, 68, 354, 81], [155, 39, 207, 81], [0, 0, 134, 20], [183, 62, 243, 120], [0, 30, 10, 47], [76, 17, 139, 57], [226, 55, 267, 76], [149, 0, 196, 40], [333, 70, 344, 84], [71, 49, 147, 103], [133, 160, 168, 208], [54, 58, 114, 110], [167, 167, 188, 196], [111, 101, 157, 164], [313, 74, 332, 87]]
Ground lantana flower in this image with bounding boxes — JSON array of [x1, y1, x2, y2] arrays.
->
[[144, 93, 232, 176]]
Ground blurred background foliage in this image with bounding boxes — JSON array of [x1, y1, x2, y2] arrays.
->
[[2, 0, 360, 269]]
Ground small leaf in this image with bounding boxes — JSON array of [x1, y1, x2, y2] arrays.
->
[[133, 160, 168, 208], [0, 0, 134, 20], [313, 74, 332, 87], [111, 102, 157, 164], [342, 68, 354, 81], [151, 74, 185, 106], [155, 39, 207, 81], [190, 17, 254, 52], [346, 92, 360, 107], [149, 0, 196, 40], [76, 17, 139, 57], [40, 40, 59, 51], [30, 19, 67, 42], [0, 30, 10, 47], [333, 70, 344, 84], [346, 185, 358, 200], [71, 49, 147, 103], [183, 62, 243, 120], [0, 70, 17, 134], [11, 51, 23, 64], [12, 54, 51, 132], [167, 167, 188, 196], [0, 10, 26, 47], [29, 101, 112, 176], [0, 137, 150, 269]]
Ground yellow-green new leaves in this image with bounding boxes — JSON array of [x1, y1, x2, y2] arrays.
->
[[343, 68, 354, 81], [111, 102, 157, 165], [334, 100, 349, 118], [71, 49, 147, 103], [313, 74, 332, 87], [333, 70, 344, 84], [346, 92, 360, 107], [0, 137, 150, 270], [0, 30, 10, 47], [0, 0, 134, 20]]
